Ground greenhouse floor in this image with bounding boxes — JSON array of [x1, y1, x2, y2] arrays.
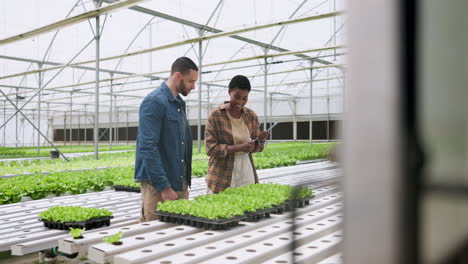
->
[[0, 161, 341, 264]]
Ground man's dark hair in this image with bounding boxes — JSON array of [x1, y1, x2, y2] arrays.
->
[[228, 75, 251, 91], [171, 57, 198, 76]]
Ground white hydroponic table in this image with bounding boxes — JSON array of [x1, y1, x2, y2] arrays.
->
[[0, 161, 342, 264]]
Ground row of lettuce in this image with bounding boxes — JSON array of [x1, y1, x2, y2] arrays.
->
[[0, 151, 207, 176], [0, 143, 335, 204], [0, 142, 334, 176], [0, 152, 135, 176], [0, 144, 136, 159]]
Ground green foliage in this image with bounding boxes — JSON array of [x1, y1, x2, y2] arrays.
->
[[253, 142, 336, 169], [0, 143, 334, 177], [69, 227, 86, 238], [112, 177, 140, 188], [38, 206, 112, 222], [298, 186, 313, 198], [0, 151, 135, 176], [0, 149, 26, 156], [157, 183, 313, 220], [0, 142, 331, 205], [103, 231, 124, 244], [0, 145, 136, 159], [0, 167, 130, 204], [190, 142, 336, 177]]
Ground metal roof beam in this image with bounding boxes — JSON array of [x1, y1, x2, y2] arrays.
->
[[0, 10, 343, 81], [0, 55, 144, 76], [205, 64, 344, 83], [118, 3, 336, 65], [0, 0, 148, 46]]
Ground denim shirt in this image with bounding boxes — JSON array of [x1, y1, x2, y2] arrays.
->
[[134, 82, 193, 192]]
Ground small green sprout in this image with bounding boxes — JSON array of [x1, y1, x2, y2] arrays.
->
[[69, 227, 85, 239], [103, 231, 124, 244]]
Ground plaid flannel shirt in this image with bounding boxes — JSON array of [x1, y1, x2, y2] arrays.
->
[[204, 102, 264, 193]]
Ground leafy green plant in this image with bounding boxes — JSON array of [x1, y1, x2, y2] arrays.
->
[[157, 183, 313, 220], [0, 142, 331, 205], [0, 151, 135, 176], [0, 144, 136, 159], [38, 206, 112, 222], [298, 186, 313, 199], [103, 231, 124, 244], [69, 227, 86, 239], [112, 177, 140, 188]]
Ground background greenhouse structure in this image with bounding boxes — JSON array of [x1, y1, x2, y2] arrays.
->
[[0, 0, 345, 156], [2, 0, 468, 264], [0, 1, 346, 263]]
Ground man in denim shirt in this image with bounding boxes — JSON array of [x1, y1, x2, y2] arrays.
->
[[135, 57, 198, 222]]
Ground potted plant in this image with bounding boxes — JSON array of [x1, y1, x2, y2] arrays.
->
[[69, 227, 85, 239], [103, 231, 124, 245]]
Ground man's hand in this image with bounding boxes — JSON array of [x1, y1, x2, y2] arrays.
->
[[161, 187, 178, 201]]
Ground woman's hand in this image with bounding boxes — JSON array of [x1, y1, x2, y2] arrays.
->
[[240, 141, 256, 153], [226, 141, 256, 154], [258, 130, 269, 142]]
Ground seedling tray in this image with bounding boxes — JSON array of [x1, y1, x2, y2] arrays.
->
[[245, 207, 274, 221], [155, 195, 315, 229], [155, 211, 246, 230], [40, 216, 113, 230], [284, 195, 314, 210], [113, 185, 141, 193]]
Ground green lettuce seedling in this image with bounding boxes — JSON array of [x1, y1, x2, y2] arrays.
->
[[103, 231, 124, 244], [69, 227, 85, 239]]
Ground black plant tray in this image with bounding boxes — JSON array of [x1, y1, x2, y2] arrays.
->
[[155, 210, 246, 230], [155, 195, 315, 229], [245, 207, 278, 222], [40, 216, 113, 230], [285, 195, 314, 209], [113, 185, 141, 193]]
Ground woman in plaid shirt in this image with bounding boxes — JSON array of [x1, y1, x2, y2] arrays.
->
[[204, 75, 269, 194]]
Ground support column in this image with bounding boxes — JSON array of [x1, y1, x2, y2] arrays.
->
[[46, 102, 50, 144], [206, 85, 210, 114], [269, 93, 273, 140], [197, 39, 203, 154], [21, 117, 24, 147], [64, 111, 67, 146], [3, 101, 5, 149], [327, 67, 330, 141], [293, 97, 297, 141], [309, 65, 313, 146], [84, 104, 87, 143], [126, 109, 129, 144], [32, 109, 35, 147], [78, 104, 80, 145], [115, 97, 118, 143], [94, 11, 101, 159], [109, 74, 113, 150], [263, 56, 268, 131], [333, 0, 337, 60], [70, 92, 73, 147], [15, 88, 18, 150], [37, 64, 42, 153]]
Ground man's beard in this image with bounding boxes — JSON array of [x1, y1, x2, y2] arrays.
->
[[177, 80, 188, 96]]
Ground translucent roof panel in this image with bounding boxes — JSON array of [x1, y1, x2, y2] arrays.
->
[[0, 0, 346, 115]]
